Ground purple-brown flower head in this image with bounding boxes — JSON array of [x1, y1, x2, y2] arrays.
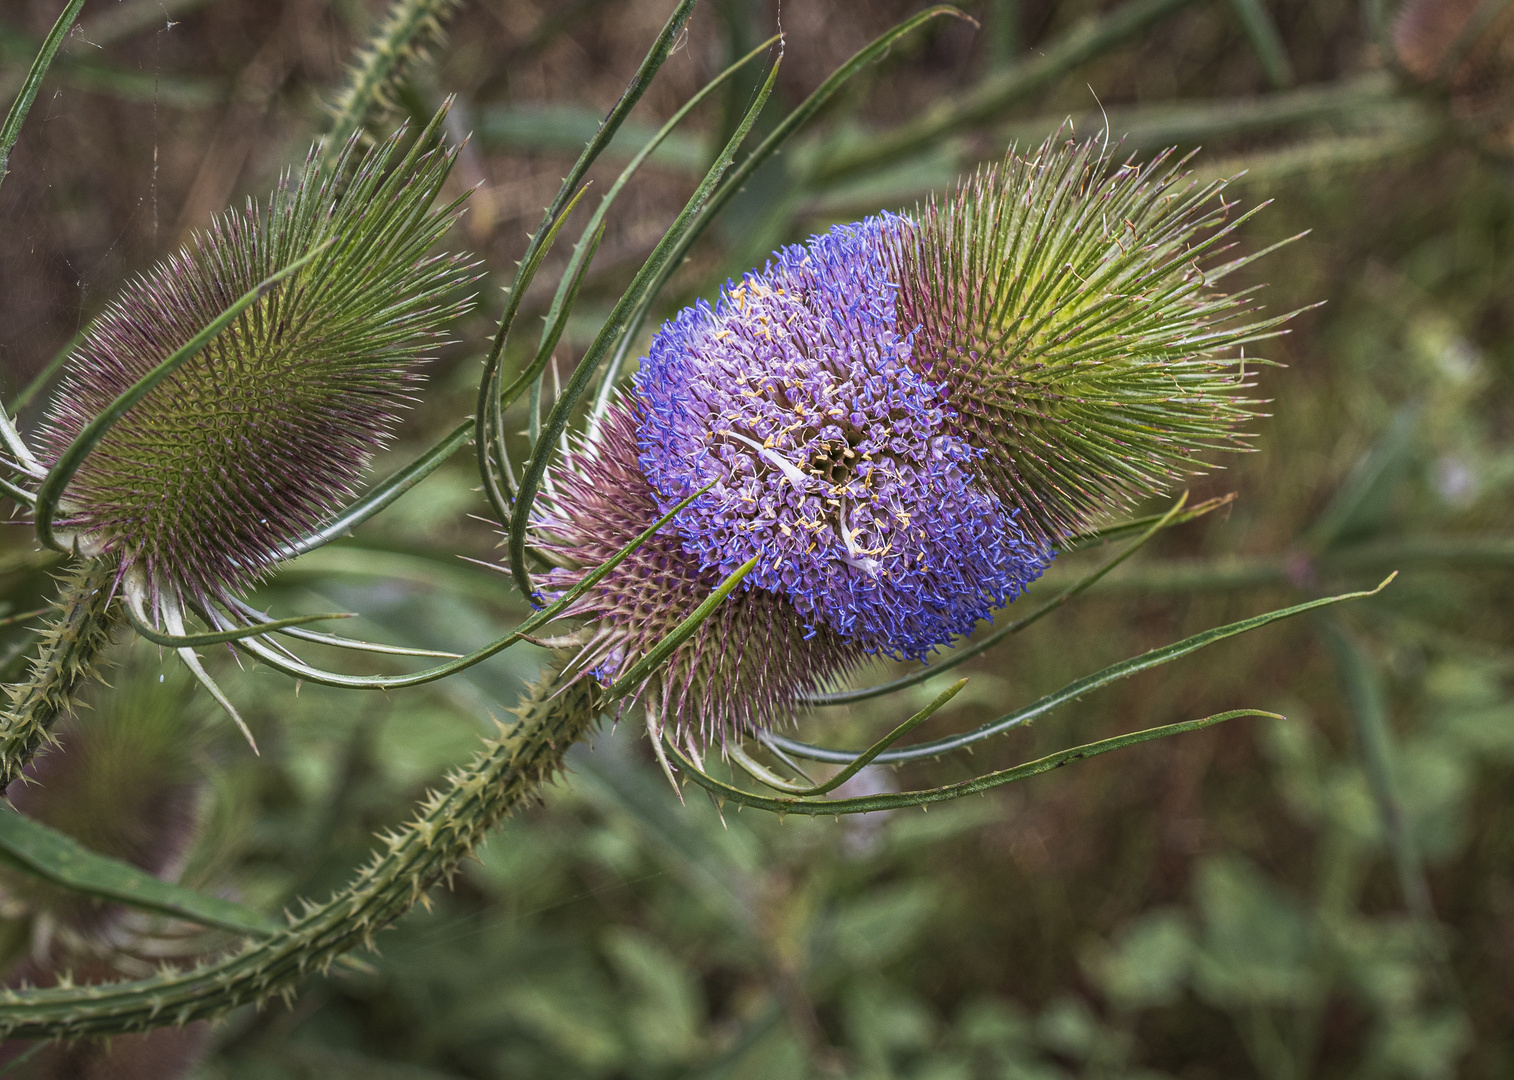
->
[[535, 405, 867, 749], [38, 130, 476, 606], [537, 219, 1050, 749], [885, 137, 1277, 546]]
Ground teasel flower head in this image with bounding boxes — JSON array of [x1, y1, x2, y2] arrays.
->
[[37, 127, 478, 610], [537, 218, 1050, 751], [884, 137, 1280, 546], [535, 405, 869, 752]]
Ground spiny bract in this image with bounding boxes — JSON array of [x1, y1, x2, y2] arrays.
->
[[39, 129, 477, 604], [886, 136, 1286, 545]]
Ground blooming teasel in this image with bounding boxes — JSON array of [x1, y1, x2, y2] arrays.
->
[[535, 135, 1293, 768], [0, 0, 1391, 1040]]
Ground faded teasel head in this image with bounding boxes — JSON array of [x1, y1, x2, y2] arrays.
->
[[885, 137, 1286, 546], [38, 127, 478, 609]]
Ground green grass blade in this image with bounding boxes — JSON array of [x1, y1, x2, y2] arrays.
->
[[811, 0, 1200, 187], [0, 806, 280, 937], [769, 575, 1397, 765], [504, 58, 782, 602], [671, 709, 1280, 816], [605, 555, 760, 701], [0, 0, 86, 191], [589, 5, 964, 429], [802, 493, 1205, 707], [33, 239, 334, 553], [475, 0, 698, 520], [1227, 0, 1294, 87]]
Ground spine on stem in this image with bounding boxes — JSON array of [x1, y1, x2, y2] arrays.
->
[[0, 654, 599, 1039], [0, 559, 120, 790]]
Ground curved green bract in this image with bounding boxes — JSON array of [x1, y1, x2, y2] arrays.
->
[[517, 32, 780, 448], [475, 0, 700, 521], [504, 59, 782, 603], [31, 241, 334, 554], [475, 183, 592, 515], [800, 493, 1198, 707], [734, 680, 968, 796], [510, 32, 781, 447], [0, 807, 280, 938], [226, 598, 461, 659], [670, 709, 1281, 815], [0, 560, 120, 792], [769, 575, 1397, 765], [605, 555, 760, 701], [124, 604, 356, 649], [587, 5, 966, 433], [207, 480, 718, 691], [279, 419, 473, 561], [0, 657, 601, 1041]]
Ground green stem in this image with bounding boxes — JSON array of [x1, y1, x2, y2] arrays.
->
[[0, 558, 119, 792], [0, 655, 599, 1039], [323, 0, 463, 161]]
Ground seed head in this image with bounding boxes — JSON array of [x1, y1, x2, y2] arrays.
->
[[38, 130, 477, 604]]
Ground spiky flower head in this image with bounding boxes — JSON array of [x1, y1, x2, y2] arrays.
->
[[885, 137, 1279, 545], [536, 406, 867, 749], [538, 218, 1050, 747], [636, 216, 1051, 660], [39, 128, 476, 605]]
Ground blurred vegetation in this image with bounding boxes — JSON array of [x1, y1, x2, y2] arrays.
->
[[1, 0, 1513, 1076]]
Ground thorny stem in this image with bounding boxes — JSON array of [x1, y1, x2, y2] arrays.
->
[[0, 558, 120, 792], [0, 654, 600, 1039]]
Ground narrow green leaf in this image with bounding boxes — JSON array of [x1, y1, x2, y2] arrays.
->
[[605, 555, 760, 701], [802, 493, 1203, 706], [770, 575, 1396, 765], [505, 57, 782, 601], [0, 807, 280, 938], [0, 0, 86, 190], [670, 709, 1281, 816]]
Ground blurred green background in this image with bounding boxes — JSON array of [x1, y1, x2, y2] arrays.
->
[[2, 0, 1514, 1076]]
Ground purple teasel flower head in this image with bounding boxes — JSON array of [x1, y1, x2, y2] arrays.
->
[[536, 216, 1053, 757]]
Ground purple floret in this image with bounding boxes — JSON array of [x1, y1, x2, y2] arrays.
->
[[635, 215, 1053, 660]]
